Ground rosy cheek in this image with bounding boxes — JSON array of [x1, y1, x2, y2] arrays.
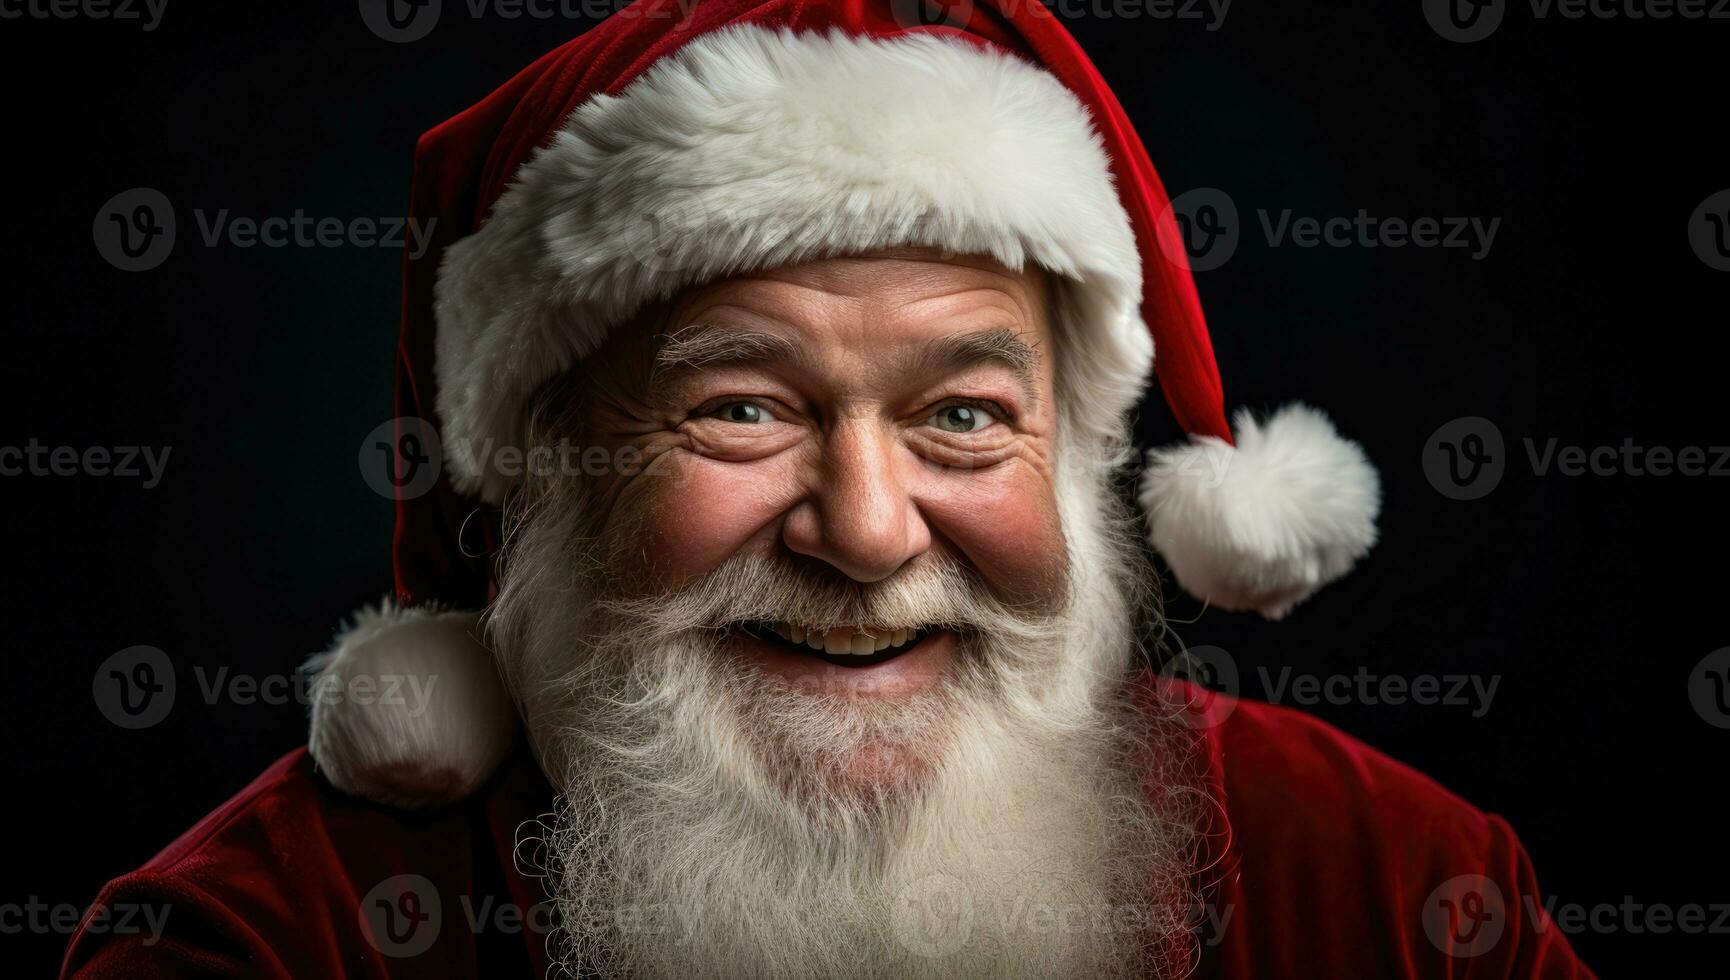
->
[[918, 464, 1068, 608], [615, 453, 802, 590]]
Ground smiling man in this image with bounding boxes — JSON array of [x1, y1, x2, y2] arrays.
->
[[64, 1, 1594, 978]]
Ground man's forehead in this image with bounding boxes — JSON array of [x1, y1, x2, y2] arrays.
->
[[750, 246, 1048, 298], [659, 247, 1046, 313]]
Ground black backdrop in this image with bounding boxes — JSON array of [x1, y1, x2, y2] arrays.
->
[[3, 2, 1724, 975]]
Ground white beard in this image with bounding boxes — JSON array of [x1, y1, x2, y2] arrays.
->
[[488, 437, 1202, 980]]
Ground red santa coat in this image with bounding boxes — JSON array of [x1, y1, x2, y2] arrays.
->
[[61, 685, 1596, 979]]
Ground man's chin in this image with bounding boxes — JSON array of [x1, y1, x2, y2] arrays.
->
[[731, 666, 963, 806], [795, 740, 944, 807]]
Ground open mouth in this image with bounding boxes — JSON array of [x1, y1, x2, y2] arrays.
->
[[736, 620, 935, 668]]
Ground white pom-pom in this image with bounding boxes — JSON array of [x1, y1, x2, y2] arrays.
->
[[1139, 403, 1381, 619], [304, 602, 516, 808]]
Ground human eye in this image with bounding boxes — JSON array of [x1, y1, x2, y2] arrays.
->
[[925, 400, 1003, 434], [708, 400, 770, 424]]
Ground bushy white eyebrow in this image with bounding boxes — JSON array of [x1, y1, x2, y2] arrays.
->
[[652, 324, 803, 380], [914, 327, 1041, 404]]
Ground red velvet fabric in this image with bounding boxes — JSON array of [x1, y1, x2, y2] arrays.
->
[[393, 0, 1229, 615], [62, 685, 1596, 978]]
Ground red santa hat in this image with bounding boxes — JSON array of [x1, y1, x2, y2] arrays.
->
[[308, 0, 1380, 808]]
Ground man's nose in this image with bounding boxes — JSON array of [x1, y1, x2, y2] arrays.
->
[[782, 419, 932, 583]]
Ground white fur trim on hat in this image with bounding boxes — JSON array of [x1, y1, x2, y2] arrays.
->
[[304, 602, 517, 809], [433, 24, 1149, 503], [1139, 404, 1381, 619]]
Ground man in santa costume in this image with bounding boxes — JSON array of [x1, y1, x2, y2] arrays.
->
[[64, 1, 1595, 977]]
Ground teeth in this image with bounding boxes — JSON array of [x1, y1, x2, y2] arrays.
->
[[767, 622, 923, 656]]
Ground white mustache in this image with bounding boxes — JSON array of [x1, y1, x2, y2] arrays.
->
[[593, 551, 1064, 650]]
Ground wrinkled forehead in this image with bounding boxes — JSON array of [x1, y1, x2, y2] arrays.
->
[[660, 248, 1054, 337], [580, 247, 1052, 380]]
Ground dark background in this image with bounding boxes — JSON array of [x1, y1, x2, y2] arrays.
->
[[3, 1, 1723, 975]]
